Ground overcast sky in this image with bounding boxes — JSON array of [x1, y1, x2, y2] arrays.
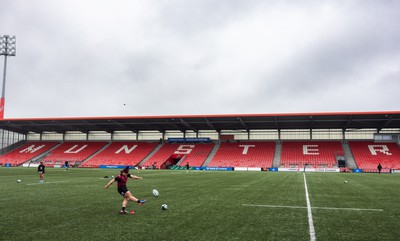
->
[[1, 0, 399, 118]]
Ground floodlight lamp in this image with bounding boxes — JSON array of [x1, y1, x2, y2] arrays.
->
[[9, 36, 16, 43], [0, 36, 7, 43], [0, 35, 16, 56]]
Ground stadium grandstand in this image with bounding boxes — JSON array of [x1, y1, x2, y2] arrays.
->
[[0, 111, 399, 173]]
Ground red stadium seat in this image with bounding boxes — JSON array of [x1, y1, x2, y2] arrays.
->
[[349, 141, 400, 170], [280, 141, 343, 168], [80, 142, 158, 167], [208, 142, 275, 168], [141, 143, 214, 168], [0, 142, 59, 166], [42, 142, 107, 166]]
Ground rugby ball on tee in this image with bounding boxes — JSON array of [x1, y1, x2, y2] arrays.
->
[[152, 189, 159, 197]]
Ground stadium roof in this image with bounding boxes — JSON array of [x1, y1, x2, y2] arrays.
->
[[0, 111, 399, 135]]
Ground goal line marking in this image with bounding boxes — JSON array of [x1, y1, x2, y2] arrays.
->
[[242, 204, 384, 212]]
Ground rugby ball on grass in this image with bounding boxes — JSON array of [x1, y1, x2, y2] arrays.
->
[[152, 189, 159, 197], [161, 204, 168, 210], [17, 179, 21, 183]]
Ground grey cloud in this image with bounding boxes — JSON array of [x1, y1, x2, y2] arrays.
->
[[257, 3, 400, 99]]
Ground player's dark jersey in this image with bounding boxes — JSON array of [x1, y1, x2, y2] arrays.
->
[[115, 174, 131, 187], [38, 164, 45, 173]]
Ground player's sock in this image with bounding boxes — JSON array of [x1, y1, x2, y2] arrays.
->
[[122, 207, 126, 211]]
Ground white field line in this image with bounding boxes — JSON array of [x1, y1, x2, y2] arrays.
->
[[27, 181, 70, 186], [313, 207, 383, 212], [242, 204, 384, 212], [303, 173, 316, 241]]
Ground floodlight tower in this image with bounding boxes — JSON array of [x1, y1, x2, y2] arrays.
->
[[0, 35, 16, 119]]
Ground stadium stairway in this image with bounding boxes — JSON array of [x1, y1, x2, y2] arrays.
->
[[80, 142, 112, 166], [202, 142, 220, 167], [136, 143, 163, 167], [272, 141, 282, 168], [29, 142, 62, 164], [342, 142, 358, 169], [0, 142, 61, 166], [175, 155, 187, 166]]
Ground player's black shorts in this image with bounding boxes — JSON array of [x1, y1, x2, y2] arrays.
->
[[38, 171, 44, 175], [117, 186, 129, 196]]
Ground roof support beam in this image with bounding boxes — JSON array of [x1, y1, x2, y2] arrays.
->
[[344, 116, 353, 130], [309, 116, 314, 129], [180, 118, 197, 132], [238, 117, 248, 131], [165, 119, 185, 133], [274, 116, 279, 130], [110, 120, 129, 128], [205, 118, 217, 131], [378, 115, 393, 131]]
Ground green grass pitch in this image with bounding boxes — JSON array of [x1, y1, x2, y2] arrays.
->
[[0, 168, 399, 241]]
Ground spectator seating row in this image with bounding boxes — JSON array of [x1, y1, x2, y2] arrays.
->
[[1, 140, 399, 170], [349, 141, 400, 170], [80, 142, 158, 168], [141, 143, 214, 168], [42, 142, 107, 166], [0, 142, 59, 166], [208, 142, 275, 168], [280, 141, 343, 168], [178, 143, 215, 167]]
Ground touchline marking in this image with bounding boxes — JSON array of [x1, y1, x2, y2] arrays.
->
[[303, 173, 316, 241], [243, 204, 305, 209], [242, 204, 384, 212], [27, 181, 70, 186], [313, 207, 383, 212]]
